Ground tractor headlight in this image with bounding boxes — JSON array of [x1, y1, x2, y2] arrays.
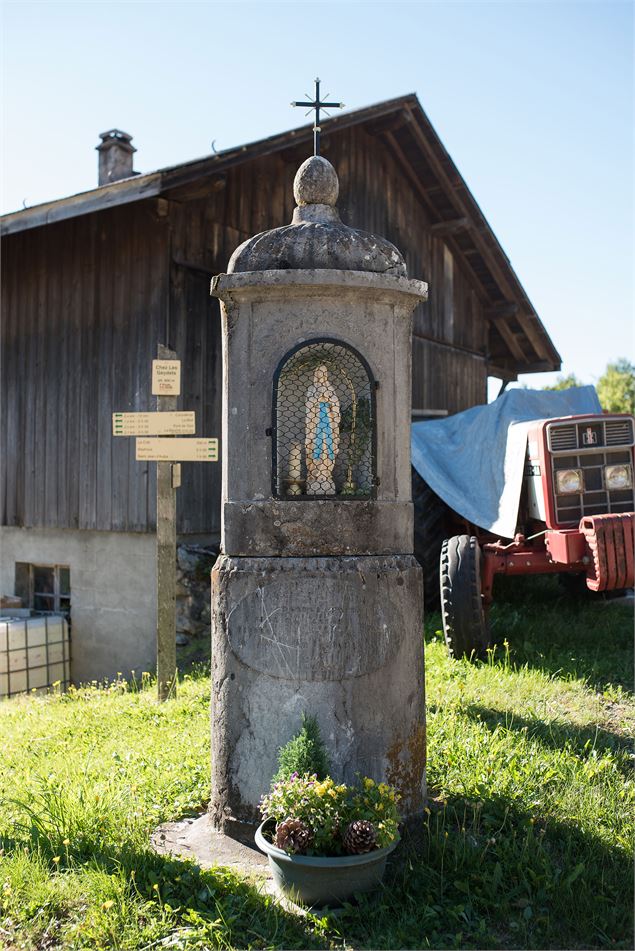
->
[[556, 468, 583, 495], [605, 464, 632, 490]]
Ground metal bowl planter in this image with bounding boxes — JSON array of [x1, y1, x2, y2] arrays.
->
[[255, 821, 399, 908]]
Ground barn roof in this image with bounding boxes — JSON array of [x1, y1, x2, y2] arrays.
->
[[0, 94, 560, 377]]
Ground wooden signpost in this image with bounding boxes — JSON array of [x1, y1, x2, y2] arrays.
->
[[113, 411, 195, 436], [136, 437, 218, 462], [113, 344, 219, 701]]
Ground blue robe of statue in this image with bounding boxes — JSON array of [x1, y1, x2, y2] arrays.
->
[[313, 401, 334, 460]]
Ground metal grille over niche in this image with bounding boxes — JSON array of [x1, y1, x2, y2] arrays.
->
[[272, 340, 376, 500]]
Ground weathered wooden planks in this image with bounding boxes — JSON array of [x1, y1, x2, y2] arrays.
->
[[2, 123, 495, 537]]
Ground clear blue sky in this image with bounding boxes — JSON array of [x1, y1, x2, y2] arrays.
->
[[2, 0, 632, 392]]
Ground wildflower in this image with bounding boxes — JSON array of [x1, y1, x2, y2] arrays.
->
[[52, 856, 60, 864], [62, 839, 70, 846], [424, 807, 431, 815], [153, 883, 159, 891], [363, 777, 375, 790], [102, 900, 115, 910]]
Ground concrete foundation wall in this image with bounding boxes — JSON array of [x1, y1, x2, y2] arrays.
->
[[0, 527, 156, 684]]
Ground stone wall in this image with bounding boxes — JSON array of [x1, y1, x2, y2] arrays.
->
[[175, 543, 218, 646]]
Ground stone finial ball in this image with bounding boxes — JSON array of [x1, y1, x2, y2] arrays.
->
[[293, 156, 339, 207]]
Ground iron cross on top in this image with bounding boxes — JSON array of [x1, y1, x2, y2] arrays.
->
[[292, 78, 344, 156]]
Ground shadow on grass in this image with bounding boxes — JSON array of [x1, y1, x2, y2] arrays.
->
[[344, 791, 633, 950], [460, 702, 633, 767], [4, 790, 633, 951], [478, 575, 633, 694], [1, 826, 331, 950]]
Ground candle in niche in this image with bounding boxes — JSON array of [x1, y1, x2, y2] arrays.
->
[[287, 442, 303, 495], [289, 443, 302, 479]]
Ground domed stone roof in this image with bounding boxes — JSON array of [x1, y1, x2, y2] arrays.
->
[[227, 155, 407, 276]]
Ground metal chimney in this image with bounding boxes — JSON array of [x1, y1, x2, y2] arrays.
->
[[96, 130, 136, 186]]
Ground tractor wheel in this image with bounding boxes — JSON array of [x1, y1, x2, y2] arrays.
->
[[412, 468, 450, 611], [440, 535, 491, 660]]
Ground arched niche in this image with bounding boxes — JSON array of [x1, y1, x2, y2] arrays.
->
[[272, 339, 376, 500]]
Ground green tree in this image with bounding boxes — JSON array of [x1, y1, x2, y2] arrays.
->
[[273, 713, 330, 783], [543, 373, 583, 391], [596, 358, 635, 414]]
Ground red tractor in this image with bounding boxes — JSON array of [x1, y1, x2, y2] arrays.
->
[[412, 394, 634, 658]]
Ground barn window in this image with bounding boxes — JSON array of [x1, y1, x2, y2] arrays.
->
[[15, 563, 71, 621], [272, 339, 376, 499]]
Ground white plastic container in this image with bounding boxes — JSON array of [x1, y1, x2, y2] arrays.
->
[[0, 616, 70, 698]]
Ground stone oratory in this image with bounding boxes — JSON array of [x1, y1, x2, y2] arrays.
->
[[210, 154, 428, 833]]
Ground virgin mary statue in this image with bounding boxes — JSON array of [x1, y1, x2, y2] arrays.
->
[[305, 364, 340, 495]]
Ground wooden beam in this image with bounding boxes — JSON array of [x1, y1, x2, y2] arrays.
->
[[164, 174, 227, 202], [429, 217, 470, 236], [383, 131, 439, 222], [366, 109, 412, 136], [412, 331, 487, 361], [486, 362, 518, 382], [484, 302, 518, 321], [488, 319, 528, 364], [172, 258, 215, 278], [518, 359, 562, 373], [1, 173, 163, 236], [404, 106, 556, 365], [485, 303, 553, 363], [156, 343, 178, 702], [403, 108, 465, 217], [385, 113, 545, 364], [515, 312, 554, 363], [412, 408, 449, 418]]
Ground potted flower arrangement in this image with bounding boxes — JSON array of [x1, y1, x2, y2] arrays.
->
[[255, 715, 401, 907]]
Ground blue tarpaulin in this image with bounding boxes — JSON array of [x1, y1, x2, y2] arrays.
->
[[411, 386, 602, 539]]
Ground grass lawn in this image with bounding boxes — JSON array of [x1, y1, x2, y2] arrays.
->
[[1, 578, 632, 949]]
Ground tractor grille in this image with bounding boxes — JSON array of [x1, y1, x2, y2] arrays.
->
[[547, 417, 634, 452], [548, 418, 634, 526], [549, 424, 577, 451], [551, 449, 634, 525], [605, 419, 634, 445]]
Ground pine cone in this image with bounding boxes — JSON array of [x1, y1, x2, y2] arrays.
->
[[343, 819, 377, 854], [274, 818, 312, 854]]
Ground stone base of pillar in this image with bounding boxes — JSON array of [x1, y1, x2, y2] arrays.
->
[[210, 553, 426, 832]]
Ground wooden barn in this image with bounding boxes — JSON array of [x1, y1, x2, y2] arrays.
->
[[0, 94, 560, 682]]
